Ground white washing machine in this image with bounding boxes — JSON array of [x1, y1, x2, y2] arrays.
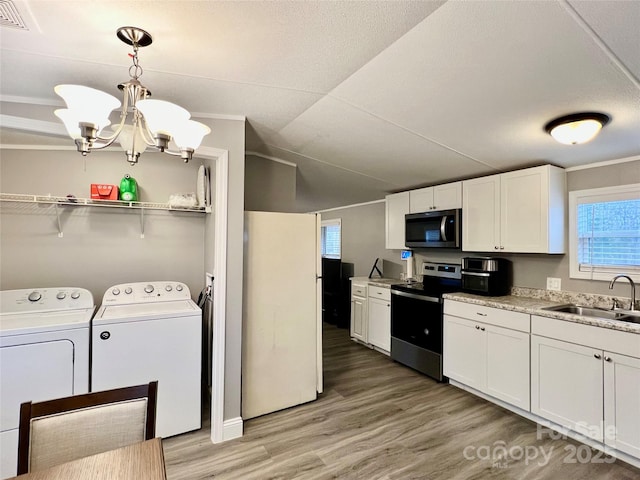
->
[[92, 281, 201, 438], [0, 287, 93, 479]]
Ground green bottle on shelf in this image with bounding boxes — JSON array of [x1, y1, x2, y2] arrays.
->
[[119, 174, 138, 202]]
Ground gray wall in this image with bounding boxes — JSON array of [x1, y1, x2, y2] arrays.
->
[[245, 155, 296, 212], [0, 148, 206, 300], [321, 160, 640, 300], [321, 201, 404, 279]]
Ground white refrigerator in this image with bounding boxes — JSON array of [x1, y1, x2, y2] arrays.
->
[[242, 211, 323, 420]]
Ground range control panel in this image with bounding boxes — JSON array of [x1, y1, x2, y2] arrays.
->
[[0, 288, 94, 313], [101, 282, 192, 305]]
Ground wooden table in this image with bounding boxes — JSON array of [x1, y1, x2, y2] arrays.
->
[[10, 438, 166, 480]]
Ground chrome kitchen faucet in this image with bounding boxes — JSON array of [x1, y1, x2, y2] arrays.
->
[[609, 275, 637, 311]]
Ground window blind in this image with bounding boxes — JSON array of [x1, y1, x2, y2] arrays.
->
[[321, 220, 341, 259], [577, 198, 640, 273]]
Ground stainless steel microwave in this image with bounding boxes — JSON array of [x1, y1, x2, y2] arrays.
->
[[405, 209, 461, 249]]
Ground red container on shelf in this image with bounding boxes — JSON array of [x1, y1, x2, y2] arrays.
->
[[90, 184, 119, 200]]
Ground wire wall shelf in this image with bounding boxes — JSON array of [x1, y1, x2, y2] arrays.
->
[[0, 193, 211, 238]]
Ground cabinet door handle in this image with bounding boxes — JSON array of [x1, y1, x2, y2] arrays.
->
[[475, 325, 480, 330], [594, 353, 601, 360], [500, 246, 505, 250], [387, 304, 390, 307], [476, 312, 487, 316], [494, 246, 499, 250], [604, 356, 612, 362], [480, 327, 485, 331]]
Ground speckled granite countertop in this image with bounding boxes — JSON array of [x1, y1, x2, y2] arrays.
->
[[350, 277, 403, 288], [443, 289, 640, 335]]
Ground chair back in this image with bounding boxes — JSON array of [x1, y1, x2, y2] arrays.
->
[[17, 381, 157, 474]]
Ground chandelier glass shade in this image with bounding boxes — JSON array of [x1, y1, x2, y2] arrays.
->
[[54, 26, 210, 165]]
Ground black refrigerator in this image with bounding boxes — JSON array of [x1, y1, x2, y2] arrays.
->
[[321, 258, 353, 328]]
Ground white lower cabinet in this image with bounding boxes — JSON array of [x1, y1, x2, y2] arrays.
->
[[443, 303, 640, 465], [350, 282, 391, 354], [604, 353, 640, 458], [531, 315, 640, 460], [531, 334, 640, 457], [531, 335, 603, 440], [350, 295, 367, 343], [443, 315, 485, 390], [368, 294, 391, 353], [485, 325, 530, 409], [444, 315, 530, 410]]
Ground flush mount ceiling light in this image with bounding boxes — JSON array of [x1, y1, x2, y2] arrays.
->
[[54, 26, 210, 165], [544, 112, 610, 145]]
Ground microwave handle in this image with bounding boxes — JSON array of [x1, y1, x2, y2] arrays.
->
[[440, 216, 448, 242]]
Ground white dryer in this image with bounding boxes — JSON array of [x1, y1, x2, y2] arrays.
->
[[92, 281, 201, 438], [0, 287, 93, 479]]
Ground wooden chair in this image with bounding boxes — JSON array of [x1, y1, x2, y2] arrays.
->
[[17, 381, 157, 474]]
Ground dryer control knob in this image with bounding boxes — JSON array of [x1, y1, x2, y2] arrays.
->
[[176, 285, 184, 292], [56, 292, 67, 300], [144, 285, 154, 294], [71, 291, 81, 300], [112, 288, 121, 296], [28, 291, 42, 302], [124, 287, 133, 295], [165, 285, 173, 292]]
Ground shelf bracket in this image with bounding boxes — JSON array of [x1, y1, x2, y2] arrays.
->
[[53, 202, 64, 238], [140, 206, 145, 238]]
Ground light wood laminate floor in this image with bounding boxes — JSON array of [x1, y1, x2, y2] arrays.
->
[[163, 323, 640, 479]]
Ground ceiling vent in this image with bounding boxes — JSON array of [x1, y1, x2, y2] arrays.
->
[[0, 0, 29, 30]]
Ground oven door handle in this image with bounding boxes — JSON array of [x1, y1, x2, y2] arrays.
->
[[391, 290, 440, 303], [461, 270, 490, 277]]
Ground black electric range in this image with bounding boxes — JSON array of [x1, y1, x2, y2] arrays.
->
[[390, 262, 462, 381]]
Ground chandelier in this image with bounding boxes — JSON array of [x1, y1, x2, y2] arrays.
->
[[54, 26, 210, 165]]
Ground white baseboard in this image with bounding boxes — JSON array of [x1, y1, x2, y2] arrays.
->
[[222, 417, 243, 442]]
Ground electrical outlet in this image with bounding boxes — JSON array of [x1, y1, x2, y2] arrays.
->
[[546, 277, 561, 291]]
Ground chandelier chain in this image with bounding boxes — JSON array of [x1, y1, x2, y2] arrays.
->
[[128, 43, 144, 80]]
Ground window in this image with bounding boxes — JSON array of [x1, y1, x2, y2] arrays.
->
[[321, 219, 341, 259], [569, 183, 640, 281]]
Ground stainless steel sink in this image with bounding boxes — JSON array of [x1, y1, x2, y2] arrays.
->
[[542, 304, 640, 324]]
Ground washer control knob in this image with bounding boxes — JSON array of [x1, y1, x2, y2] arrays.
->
[[28, 291, 42, 302], [71, 291, 81, 300], [112, 288, 120, 296], [165, 285, 173, 292], [124, 287, 133, 295], [144, 285, 154, 294], [176, 284, 184, 292], [56, 292, 67, 300]]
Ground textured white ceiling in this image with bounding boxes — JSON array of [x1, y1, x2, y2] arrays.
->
[[1, 0, 639, 211]]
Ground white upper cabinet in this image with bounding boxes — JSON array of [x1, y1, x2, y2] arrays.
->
[[462, 165, 566, 253], [461, 174, 501, 252], [409, 181, 462, 213], [385, 191, 410, 250]]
